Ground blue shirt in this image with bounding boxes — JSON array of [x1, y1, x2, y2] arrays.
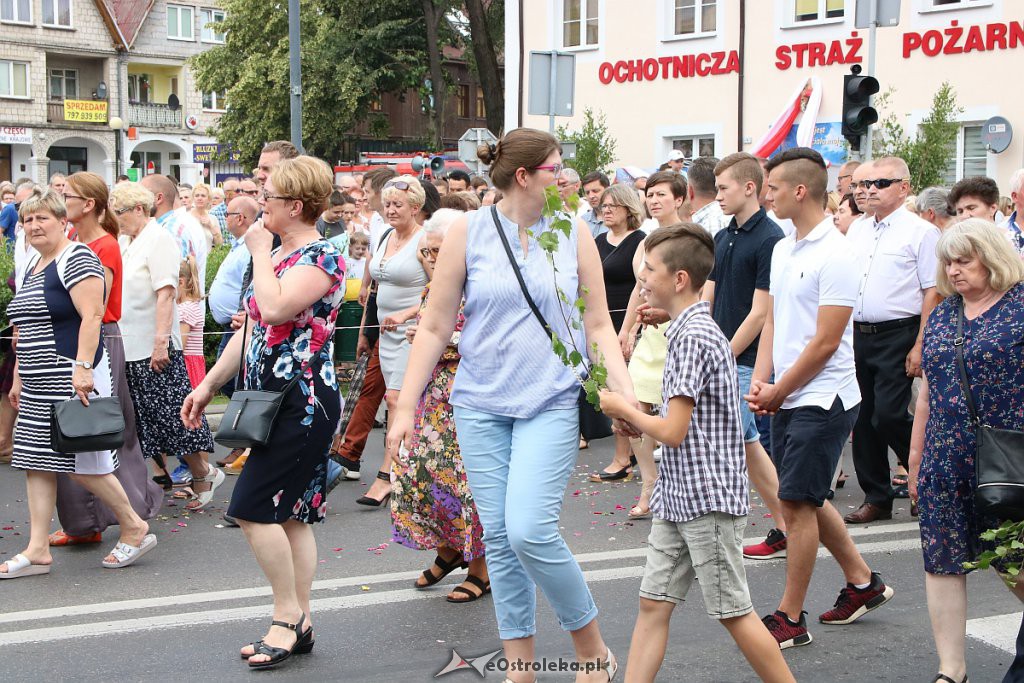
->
[[208, 236, 250, 325], [450, 206, 585, 419], [0, 203, 18, 244], [580, 207, 606, 238]]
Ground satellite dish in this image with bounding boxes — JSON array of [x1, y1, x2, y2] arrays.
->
[[168, 93, 180, 111], [981, 116, 1012, 154], [95, 81, 107, 100]]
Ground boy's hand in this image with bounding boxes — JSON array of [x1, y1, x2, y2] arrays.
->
[[599, 390, 629, 419], [745, 380, 783, 416]]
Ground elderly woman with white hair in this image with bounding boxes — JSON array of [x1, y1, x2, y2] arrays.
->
[[391, 208, 488, 603], [357, 174, 429, 506], [907, 218, 1024, 683]]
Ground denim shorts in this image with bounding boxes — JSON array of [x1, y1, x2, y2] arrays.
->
[[735, 364, 760, 444], [639, 513, 753, 619]]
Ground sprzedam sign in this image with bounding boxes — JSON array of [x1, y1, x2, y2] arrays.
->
[[63, 100, 108, 123]]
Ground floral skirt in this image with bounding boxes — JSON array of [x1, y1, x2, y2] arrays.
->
[[391, 360, 485, 561]]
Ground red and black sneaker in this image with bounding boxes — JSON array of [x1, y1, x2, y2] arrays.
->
[[818, 571, 895, 625], [743, 528, 787, 560], [762, 610, 812, 649]]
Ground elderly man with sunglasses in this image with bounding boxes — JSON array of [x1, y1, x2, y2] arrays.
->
[[843, 157, 942, 524]]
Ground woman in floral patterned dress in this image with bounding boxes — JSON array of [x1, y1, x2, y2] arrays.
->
[[908, 219, 1024, 683], [391, 209, 488, 603], [182, 157, 345, 670]]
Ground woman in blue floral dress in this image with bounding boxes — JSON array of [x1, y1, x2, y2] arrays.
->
[[908, 219, 1024, 683], [183, 157, 345, 670]]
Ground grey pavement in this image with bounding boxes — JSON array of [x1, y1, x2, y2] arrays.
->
[[0, 430, 1018, 682]]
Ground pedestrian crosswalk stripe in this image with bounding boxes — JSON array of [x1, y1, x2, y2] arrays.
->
[[967, 612, 1022, 654]]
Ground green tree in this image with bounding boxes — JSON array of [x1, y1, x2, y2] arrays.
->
[[872, 82, 963, 192], [556, 108, 618, 178]]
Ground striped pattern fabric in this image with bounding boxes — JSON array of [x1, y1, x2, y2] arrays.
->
[[651, 301, 749, 523], [9, 243, 108, 473]]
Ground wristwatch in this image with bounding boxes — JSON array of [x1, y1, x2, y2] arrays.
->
[[73, 360, 93, 369]]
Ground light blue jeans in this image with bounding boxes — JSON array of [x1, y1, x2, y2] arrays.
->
[[453, 405, 599, 640]]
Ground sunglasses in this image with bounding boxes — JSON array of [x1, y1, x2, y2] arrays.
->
[[856, 178, 906, 190], [384, 180, 412, 191], [419, 246, 440, 258]]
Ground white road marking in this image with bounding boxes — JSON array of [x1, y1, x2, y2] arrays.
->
[[0, 539, 921, 646], [967, 612, 1022, 654]]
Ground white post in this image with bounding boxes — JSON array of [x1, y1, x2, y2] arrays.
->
[[864, 0, 878, 160]]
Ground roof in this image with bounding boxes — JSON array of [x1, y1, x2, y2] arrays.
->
[[94, 0, 155, 50]]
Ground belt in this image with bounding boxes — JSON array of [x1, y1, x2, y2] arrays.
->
[[854, 316, 920, 335]]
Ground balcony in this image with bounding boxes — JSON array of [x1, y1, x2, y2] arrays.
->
[[128, 102, 182, 129], [47, 99, 111, 124]]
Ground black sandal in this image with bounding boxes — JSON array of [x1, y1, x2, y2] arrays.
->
[[446, 574, 491, 603], [152, 474, 173, 491], [356, 470, 391, 507], [247, 613, 312, 669], [241, 630, 314, 660], [415, 552, 469, 589], [932, 675, 968, 683]]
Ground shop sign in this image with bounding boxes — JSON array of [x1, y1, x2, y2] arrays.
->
[[598, 50, 739, 84], [63, 99, 108, 123], [775, 32, 864, 70], [193, 143, 241, 163], [0, 127, 31, 144], [903, 19, 1024, 58]]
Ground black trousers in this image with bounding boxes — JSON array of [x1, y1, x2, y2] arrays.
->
[[851, 322, 918, 510]]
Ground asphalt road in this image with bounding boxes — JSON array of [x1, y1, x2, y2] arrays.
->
[[0, 429, 1019, 682]]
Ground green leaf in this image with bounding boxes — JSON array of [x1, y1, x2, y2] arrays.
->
[[569, 350, 583, 367], [538, 231, 560, 253], [544, 186, 564, 215]]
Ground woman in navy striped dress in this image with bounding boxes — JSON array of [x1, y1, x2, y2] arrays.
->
[[0, 189, 155, 579]]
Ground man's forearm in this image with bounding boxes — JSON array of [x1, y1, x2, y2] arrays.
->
[[773, 337, 839, 400]]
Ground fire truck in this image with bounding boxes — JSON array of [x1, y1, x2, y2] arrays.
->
[[332, 152, 471, 185]]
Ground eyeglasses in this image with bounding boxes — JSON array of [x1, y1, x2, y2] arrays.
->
[[599, 203, 622, 211], [837, 174, 853, 181], [384, 180, 412, 191], [856, 178, 907, 190], [261, 191, 295, 202], [532, 164, 563, 175], [225, 211, 241, 217], [239, 189, 259, 196], [419, 246, 440, 258], [62, 193, 85, 201], [114, 205, 138, 215]]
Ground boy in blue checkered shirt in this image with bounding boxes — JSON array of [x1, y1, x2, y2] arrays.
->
[[600, 224, 793, 682]]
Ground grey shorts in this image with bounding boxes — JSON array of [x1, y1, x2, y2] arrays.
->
[[639, 512, 753, 619]]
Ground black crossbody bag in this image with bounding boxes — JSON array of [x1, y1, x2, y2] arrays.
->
[[490, 207, 613, 441], [215, 315, 328, 449], [954, 300, 1024, 520]]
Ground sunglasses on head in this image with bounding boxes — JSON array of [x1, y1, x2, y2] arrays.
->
[[857, 178, 906, 190], [384, 180, 412, 191]]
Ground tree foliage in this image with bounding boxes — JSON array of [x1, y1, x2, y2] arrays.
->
[[871, 81, 963, 192], [556, 108, 618, 178]]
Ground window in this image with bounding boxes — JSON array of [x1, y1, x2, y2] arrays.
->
[[200, 8, 225, 43], [0, 0, 31, 23], [792, 0, 844, 23], [673, 0, 716, 36], [928, 0, 991, 7], [49, 68, 77, 99], [0, 60, 29, 98], [42, 0, 71, 26], [475, 86, 485, 119], [671, 135, 715, 160], [456, 84, 470, 118], [942, 124, 986, 184], [128, 73, 151, 104], [369, 97, 383, 112], [167, 4, 194, 40], [563, 0, 598, 48], [202, 90, 226, 111]]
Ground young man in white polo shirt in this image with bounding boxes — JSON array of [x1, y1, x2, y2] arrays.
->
[[747, 148, 894, 649]]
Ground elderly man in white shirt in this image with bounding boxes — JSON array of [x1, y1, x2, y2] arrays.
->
[[843, 157, 942, 525], [1000, 168, 1024, 255]]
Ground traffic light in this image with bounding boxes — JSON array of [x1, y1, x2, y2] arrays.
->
[[842, 66, 879, 151]]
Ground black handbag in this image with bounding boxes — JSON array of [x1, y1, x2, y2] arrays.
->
[[490, 207, 614, 441], [51, 395, 126, 453], [215, 316, 328, 449], [953, 300, 1024, 520]]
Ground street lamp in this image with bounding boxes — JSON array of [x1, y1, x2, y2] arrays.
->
[[109, 116, 124, 180]]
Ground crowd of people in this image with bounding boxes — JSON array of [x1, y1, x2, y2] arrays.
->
[[0, 132, 1022, 682]]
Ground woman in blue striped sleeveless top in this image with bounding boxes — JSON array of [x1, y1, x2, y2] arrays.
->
[[389, 129, 638, 683]]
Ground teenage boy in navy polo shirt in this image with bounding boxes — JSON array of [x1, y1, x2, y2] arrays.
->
[[704, 152, 788, 561], [601, 224, 794, 683]]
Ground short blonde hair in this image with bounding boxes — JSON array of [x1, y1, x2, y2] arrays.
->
[[600, 184, 645, 231], [934, 218, 1024, 297], [192, 182, 211, 198], [269, 156, 334, 224], [110, 182, 156, 215], [18, 187, 66, 221], [380, 174, 426, 210]]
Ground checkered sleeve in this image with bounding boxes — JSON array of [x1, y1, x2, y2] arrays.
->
[[663, 334, 712, 404]]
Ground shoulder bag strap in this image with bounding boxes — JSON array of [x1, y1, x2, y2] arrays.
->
[[491, 206, 553, 342], [953, 299, 980, 427]]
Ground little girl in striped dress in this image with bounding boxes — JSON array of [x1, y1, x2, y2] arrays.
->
[[177, 257, 206, 388]]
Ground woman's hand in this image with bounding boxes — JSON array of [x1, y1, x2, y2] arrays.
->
[[380, 315, 401, 332], [358, 284, 369, 307], [9, 377, 22, 411], [181, 383, 215, 430], [357, 334, 370, 358], [385, 408, 415, 459], [619, 327, 636, 361], [245, 218, 274, 254], [72, 365, 94, 405], [405, 323, 418, 344], [150, 343, 170, 372]]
